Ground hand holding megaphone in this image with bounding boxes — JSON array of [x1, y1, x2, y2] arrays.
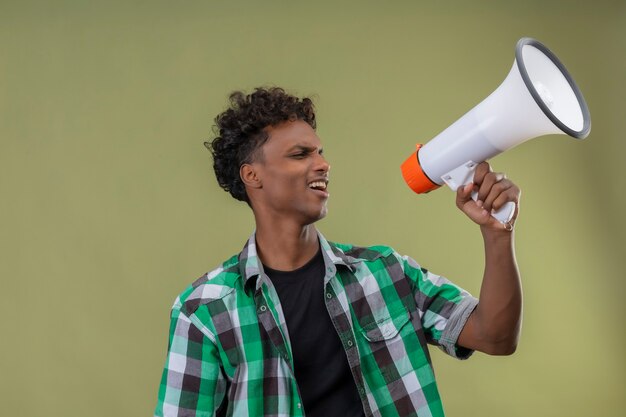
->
[[455, 162, 519, 229], [401, 38, 591, 224]]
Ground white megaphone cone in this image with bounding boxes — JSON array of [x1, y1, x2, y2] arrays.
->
[[401, 37, 591, 224]]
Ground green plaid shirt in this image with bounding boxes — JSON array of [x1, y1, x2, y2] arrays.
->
[[155, 232, 478, 417]]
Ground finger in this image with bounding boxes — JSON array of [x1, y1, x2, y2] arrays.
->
[[482, 177, 511, 211], [460, 196, 491, 225], [491, 185, 521, 212], [472, 162, 493, 186], [477, 172, 506, 208]]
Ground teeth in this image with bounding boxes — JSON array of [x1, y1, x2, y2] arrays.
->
[[308, 181, 327, 190]]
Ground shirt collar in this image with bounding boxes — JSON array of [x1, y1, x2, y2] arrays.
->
[[238, 230, 357, 293]]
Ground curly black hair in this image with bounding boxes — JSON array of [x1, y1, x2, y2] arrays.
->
[[206, 87, 317, 203]]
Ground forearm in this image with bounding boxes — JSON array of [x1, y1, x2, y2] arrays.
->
[[472, 228, 522, 354], [455, 162, 523, 354]]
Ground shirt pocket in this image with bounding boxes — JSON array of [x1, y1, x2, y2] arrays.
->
[[359, 306, 411, 342]]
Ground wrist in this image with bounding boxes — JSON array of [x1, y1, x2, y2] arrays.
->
[[480, 225, 515, 245]]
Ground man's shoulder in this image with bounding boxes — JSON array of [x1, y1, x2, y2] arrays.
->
[[328, 240, 398, 262], [173, 253, 243, 316]]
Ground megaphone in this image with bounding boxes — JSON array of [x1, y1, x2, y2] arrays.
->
[[401, 37, 591, 223]]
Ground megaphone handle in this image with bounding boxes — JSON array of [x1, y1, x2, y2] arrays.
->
[[470, 190, 516, 224], [441, 161, 516, 224]]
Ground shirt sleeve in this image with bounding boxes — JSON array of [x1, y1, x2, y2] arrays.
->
[[399, 254, 478, 360], [154, 300, 227, 417]]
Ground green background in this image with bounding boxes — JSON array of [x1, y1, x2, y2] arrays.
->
[[1, 1, 624, 416]]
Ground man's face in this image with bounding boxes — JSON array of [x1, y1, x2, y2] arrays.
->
[[249, 119, 330, 225]]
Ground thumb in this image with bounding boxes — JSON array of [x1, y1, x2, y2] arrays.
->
[[456, 182, 492, 225], [456, 183, 474, 209]]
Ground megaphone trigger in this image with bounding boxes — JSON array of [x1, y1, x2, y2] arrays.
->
[[442, 161, 516, 224], [440, 161, 478, 192]]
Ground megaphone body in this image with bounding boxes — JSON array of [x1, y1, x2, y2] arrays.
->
[[401, 37, 591, 223]]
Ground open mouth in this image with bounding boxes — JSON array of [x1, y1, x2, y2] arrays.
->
[[308, 181, 327, 191], [308, 180, 329, 197]]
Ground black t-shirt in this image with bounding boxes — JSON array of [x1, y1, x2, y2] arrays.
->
[[264, 248, 365, 417]]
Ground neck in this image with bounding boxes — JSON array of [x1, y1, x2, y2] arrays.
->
[[254, 219, 320, 272]]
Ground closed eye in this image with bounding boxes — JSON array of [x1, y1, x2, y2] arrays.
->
[[287, 145, 324, 159]]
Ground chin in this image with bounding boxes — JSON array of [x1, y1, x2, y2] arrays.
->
[[303, 206, 328, 225], [317, 202, 329, 219]]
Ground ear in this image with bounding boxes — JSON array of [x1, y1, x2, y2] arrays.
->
[[240, 163, 262, 189]]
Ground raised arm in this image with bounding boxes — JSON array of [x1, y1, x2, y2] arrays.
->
[[455, 162, 523, 355]]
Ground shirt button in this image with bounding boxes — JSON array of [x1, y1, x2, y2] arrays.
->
[[297, 402, 302, 409], [347, 340, 354, 347], [358, 387, 365, 395], [259, 305, 267, 312], [326, 292, 332, 299]]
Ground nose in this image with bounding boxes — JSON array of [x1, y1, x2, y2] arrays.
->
[[315, 153, 330, 174]]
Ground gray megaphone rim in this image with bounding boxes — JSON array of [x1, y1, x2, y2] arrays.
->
[[515, 37, 591, 139]]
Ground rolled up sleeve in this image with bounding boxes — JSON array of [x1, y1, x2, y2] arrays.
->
[[400, 254, 478, 360]]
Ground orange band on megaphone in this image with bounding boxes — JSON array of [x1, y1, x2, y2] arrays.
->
[[400, 144, 440, 194]]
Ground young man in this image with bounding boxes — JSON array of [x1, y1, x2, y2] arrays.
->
[[154, 87, 522, 417]]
